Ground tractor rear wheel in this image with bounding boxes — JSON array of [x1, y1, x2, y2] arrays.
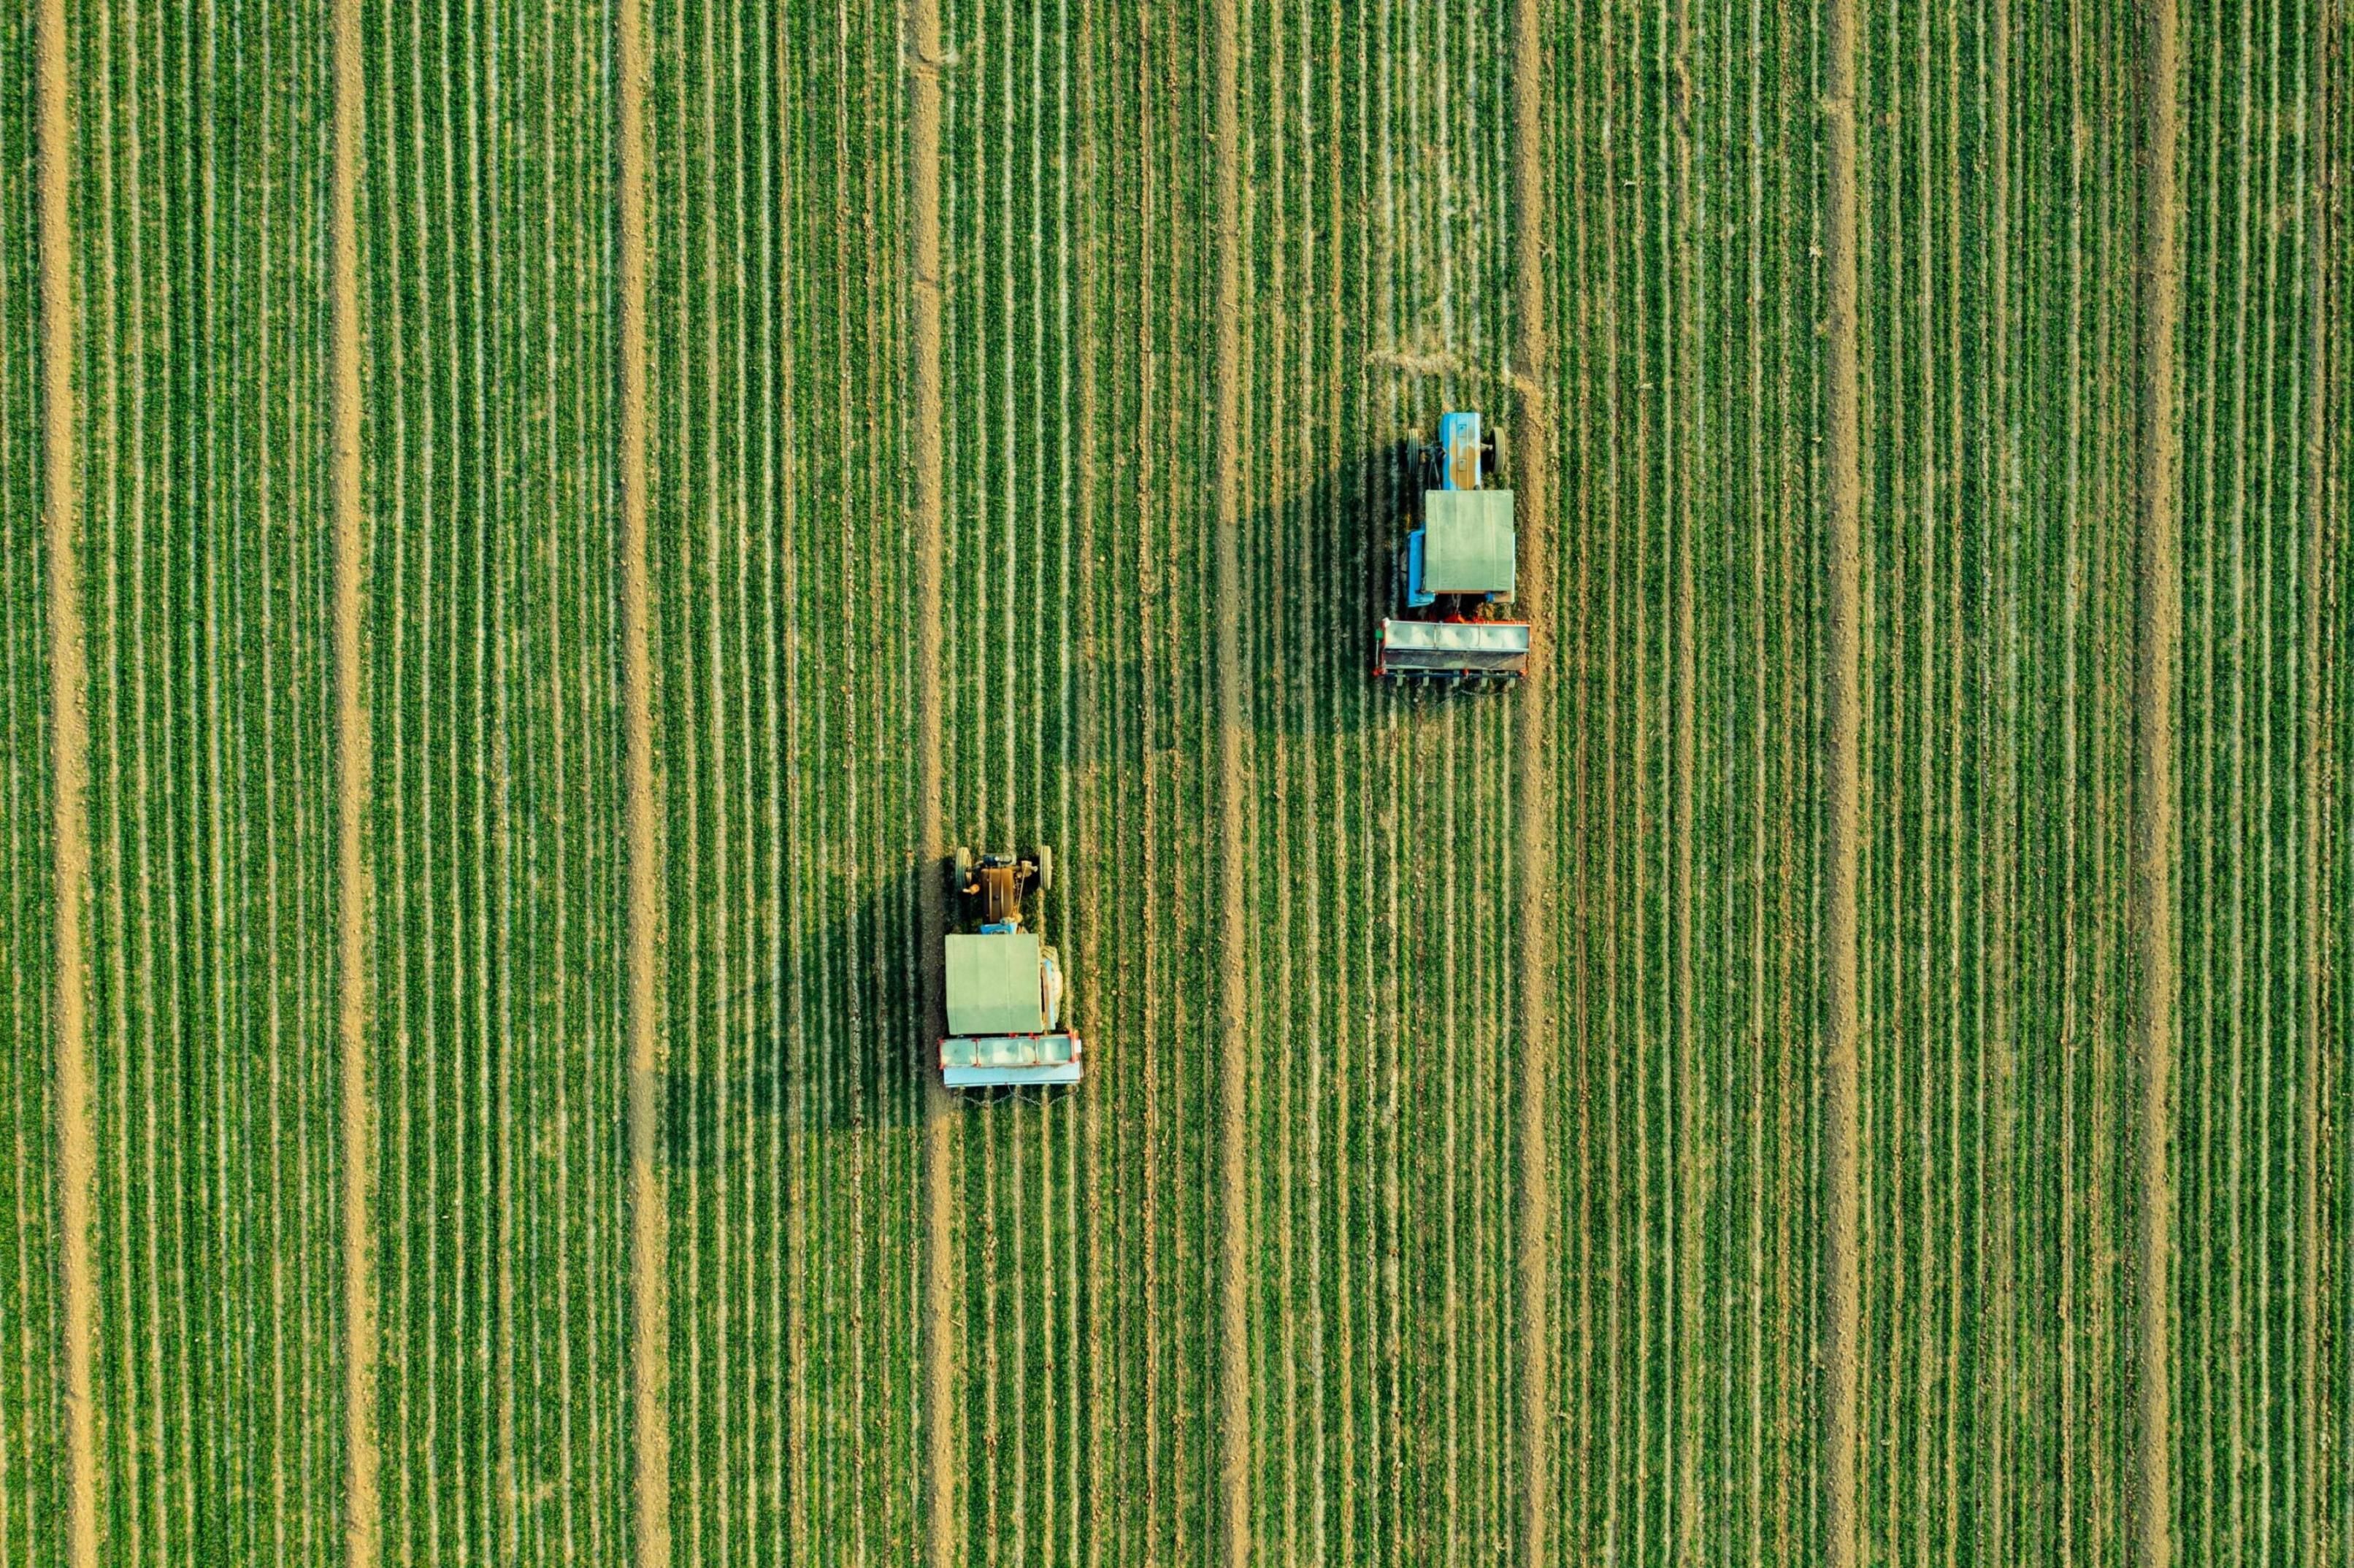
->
[[953, 846, 973, 891], [1482, 426, 1501, 482], [1034, 844, 1054, 893]]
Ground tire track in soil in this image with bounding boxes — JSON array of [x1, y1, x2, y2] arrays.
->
[[329, 0, 379, 1561], [35, 0, 96, 1563], [1210, 0, 1250, 1555], [907, 0, 956, 1553], [1819, 0, 1865, 1561], [1507, 0, 1554, 1557], [616, 0, 670, 1559], [2133, 0, 2182, 1562]]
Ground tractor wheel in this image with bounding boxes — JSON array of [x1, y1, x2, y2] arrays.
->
[[952, 846, 973, 891], [1034, 844, 1054, 893], [1482, 426, 1502, 482]]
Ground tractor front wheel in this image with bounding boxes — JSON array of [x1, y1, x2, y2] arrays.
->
[[1034, 844, 1054, 893], [952, 846, 973, 892]]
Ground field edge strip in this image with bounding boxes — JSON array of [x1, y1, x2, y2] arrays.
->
[[329, 1, 380, 1561], [1819, 0, 1866, 1561], [1211, 0, 1251, 1557], [905, 0, 956, 1558], [617, 0, 672, 1561], [35, 0, 94, 1564], [2133, 2, 2183, 1564]]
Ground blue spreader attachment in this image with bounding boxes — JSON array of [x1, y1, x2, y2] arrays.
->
[[1405, 530, 1434, 607]]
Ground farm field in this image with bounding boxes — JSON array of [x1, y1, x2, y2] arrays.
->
[[3, 1, 2350, 1567]]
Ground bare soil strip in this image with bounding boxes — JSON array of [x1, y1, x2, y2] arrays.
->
[[1507, 0, 1555, 1559], [35, 4, 95, 1564], [2133, 3, 2183, 1564], [329, 1, 379, 1562], [905, 0, 956, 1557], [1820, 0, 1866, 1561], [2298, 5, 2331, 1548], [617, 0, 671, 1560], [1210, 0, 1251, 1556]]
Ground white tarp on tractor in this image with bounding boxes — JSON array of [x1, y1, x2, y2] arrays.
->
[[1421, 488, 1517, 595], [945, 932, 1046, 1035]]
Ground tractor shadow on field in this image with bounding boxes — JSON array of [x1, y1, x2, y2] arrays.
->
[[658, 860, 931, 1169], [1243, 441, 1483, 739]]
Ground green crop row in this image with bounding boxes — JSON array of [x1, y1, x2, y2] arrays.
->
[[2173, 0, 2345, 1558], [358, 1, 632, 1561], [1850, 1, 2147, 1558], [643, 0, 927, 1561]]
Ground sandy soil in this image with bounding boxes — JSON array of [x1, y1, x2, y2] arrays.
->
[[329, 0, 380, 1561], [616, 2, 672, 1561], [37, 1, 97, 1563], [1508, 1, 1557, 1561]]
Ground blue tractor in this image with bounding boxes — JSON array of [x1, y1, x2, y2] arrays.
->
[[1376, 410, 1530, 688]]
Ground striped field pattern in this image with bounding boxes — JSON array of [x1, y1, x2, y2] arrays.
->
[[1547, 2, 1827, 1560], [72, 7, 342, 1563], [1851, 2, 2147, 1556], [4, 1, 2351, 1566], [359, 1, 631, 1561]]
